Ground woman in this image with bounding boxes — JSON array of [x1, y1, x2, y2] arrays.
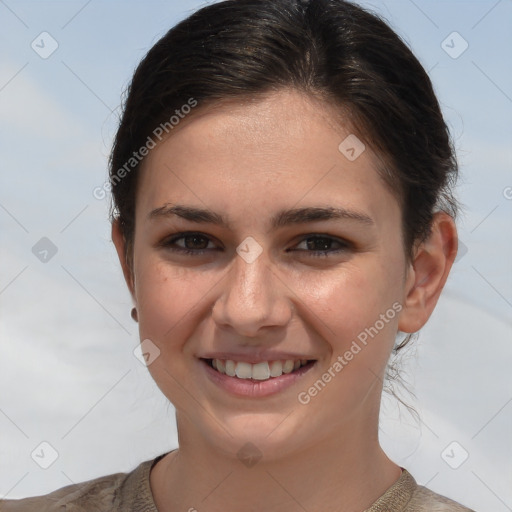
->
[[1, 0, 475, 510]]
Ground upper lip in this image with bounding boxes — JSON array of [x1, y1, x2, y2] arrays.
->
[[198, 351, 316, 364]]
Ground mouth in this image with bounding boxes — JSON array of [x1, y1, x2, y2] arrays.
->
[[202, 358, 314, 380]]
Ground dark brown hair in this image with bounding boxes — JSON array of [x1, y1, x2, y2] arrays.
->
[[109, 0, 458, 355]]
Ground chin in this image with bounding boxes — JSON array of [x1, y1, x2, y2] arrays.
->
[[195, 410, 317, 464]]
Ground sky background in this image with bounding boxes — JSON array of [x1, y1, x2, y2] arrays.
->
[[0, 0, 511, 510]]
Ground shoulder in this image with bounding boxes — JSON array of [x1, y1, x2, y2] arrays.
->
[[408, 483, 476, 512], [0, 472, 128, 512], [366, 469, 476, 512], [0, 455, 164, 512]]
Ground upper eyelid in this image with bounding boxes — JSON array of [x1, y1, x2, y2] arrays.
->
[[293, 235, 350, 248], [166, 231, 220, 244], [162, 232, 219, 250]]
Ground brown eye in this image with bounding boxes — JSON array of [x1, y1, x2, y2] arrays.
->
[[161, 232, 218, 255], [293, 235, 351, 258], [180, 234, 210, 250]]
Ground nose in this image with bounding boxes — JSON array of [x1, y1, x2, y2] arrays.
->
[[211, 249, 292, 338]]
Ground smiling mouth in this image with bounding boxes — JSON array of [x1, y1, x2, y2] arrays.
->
[[202, 358, 315, 381]]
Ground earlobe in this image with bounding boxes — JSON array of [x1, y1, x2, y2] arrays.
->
[[398, 212, 458, 333], [111, 219, 136, 299]]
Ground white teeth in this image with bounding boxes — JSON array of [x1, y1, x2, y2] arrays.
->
[[282, 360, 294, 374], [235, 362, 252, 379], [225, 359, 236, 377], [252, 362, 270, 380], [210, 358, 310, 380], [269, 360, 283, 377]]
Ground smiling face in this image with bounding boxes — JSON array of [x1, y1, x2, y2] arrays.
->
[[115, 89, 415, 460]]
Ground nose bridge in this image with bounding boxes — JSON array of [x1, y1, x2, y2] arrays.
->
[[212, 248, 291, 335], [229, 251, 272, 311]]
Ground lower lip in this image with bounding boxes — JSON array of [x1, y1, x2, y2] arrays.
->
[[200, 359, 315, 398]]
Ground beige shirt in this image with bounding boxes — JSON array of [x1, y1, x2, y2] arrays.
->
[[0, 453, 475, 511]]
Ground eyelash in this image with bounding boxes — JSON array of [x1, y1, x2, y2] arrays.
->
[[160, 232, 352, 258]]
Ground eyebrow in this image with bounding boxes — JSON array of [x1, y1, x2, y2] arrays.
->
[[148, 203, 374, 229]]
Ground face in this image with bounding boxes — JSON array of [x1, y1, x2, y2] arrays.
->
[[121, 89, 413, 460]]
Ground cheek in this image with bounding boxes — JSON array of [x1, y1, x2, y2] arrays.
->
[[294, 266, 402, 419], [135, 255, 403, 350], [134, 258, 219, 407], [293, 259, 402, 346], [134, 256, 218, 351]]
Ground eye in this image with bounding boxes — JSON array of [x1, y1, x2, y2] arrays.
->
[[159, 232, 352, 259], [160, 232, 219, 255], [292, 235, 352, 258]]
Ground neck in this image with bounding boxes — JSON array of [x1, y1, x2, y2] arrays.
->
[[150, 414, 401, 512]]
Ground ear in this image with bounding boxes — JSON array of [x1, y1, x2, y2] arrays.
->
[[111, 218, 136, 300], [398, 212, 458, 333]]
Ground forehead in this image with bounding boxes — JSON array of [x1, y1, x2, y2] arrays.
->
[[136, 89, 398, 226]]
